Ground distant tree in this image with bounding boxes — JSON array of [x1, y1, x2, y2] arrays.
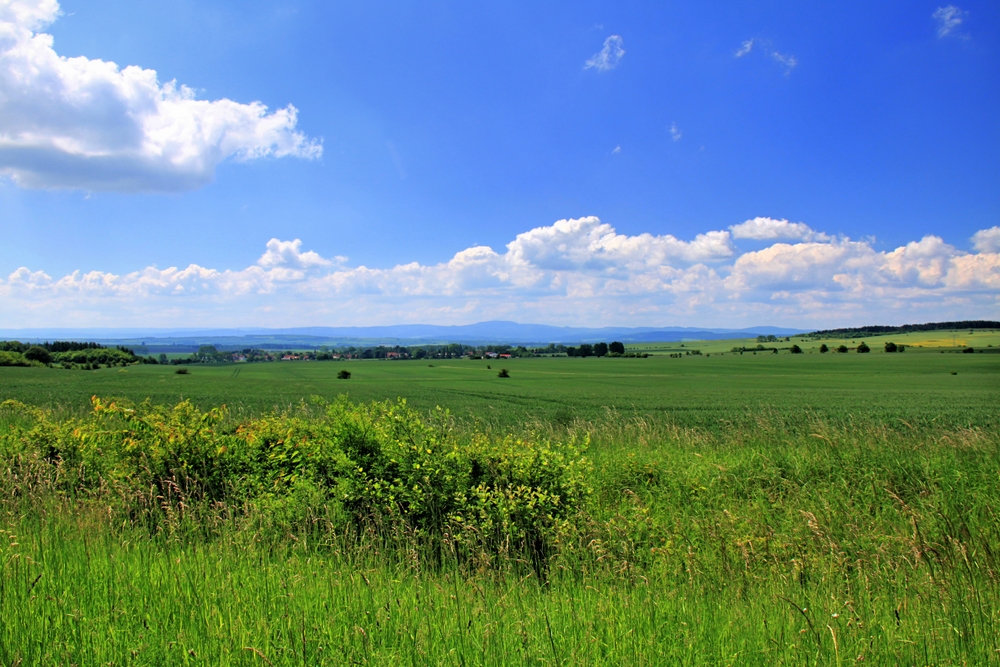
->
[[609, 341, 625, 355], [361, 349, 374, 359], [963, 347, 975, 354], [337, 369, 352, 379], [579, 344, 594, 357], [857, 342, 871, 353], [497, 368, 510, 378], [884, 342, 898, 353], [594, 342, 609, 357], [819, 344, 829, 353], [175, 368, 189, 375], [158, 353, 168, 364], [566, 347, 577, 357], [414, 348, 427, 359], [790, 344, 803, 354], [23, 346, 52, 364], [836, 345, 849, 353]]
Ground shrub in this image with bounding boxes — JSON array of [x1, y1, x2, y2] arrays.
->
[[337, 369, 352, 379], [175, 368, 190, 375], [0, 351, 32, 367], [819, 344, 829, 353], [963, 347, 975, 354], [23, 346, 52, 364], [857, 342, 870, 353], [790, 345, 803, 354], [0, 396, 591, 566], [884, 341, 898, 353], [497, 368, 510, 378], [836, 345, 848, 353]]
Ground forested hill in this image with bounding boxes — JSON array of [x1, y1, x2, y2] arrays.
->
[[807, 320, 1000, 339]]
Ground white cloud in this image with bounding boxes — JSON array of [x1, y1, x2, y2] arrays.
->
[[669, 122, 682, 142], [257, 238, 339, 270], [585, 35, 624, 72], [771, 51, 797, 74], [933, 5, 967, 38], [0, 0, 320, 192], [735, 39, 754, 58], [730, 217, 831, 242], [734, 38, 797, 74], [612, 145, 621, 154], [971, 226, 1000, 253], [2, 217, 998, 328]]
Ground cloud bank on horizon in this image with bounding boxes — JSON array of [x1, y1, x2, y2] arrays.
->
[[3, 217, 998, 329], [0, 0, 320, 192]]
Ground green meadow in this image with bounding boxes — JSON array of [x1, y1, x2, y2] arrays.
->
[[1, 335, 998, 665], [1, 349, 997, 429]]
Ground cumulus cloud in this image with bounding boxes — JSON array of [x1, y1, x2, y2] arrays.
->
[[933, 5, 968, 38], [2, 218, 998, 328], [730, 217, 832, 243], [257, 238, 339, 270], [585, 35, 624, 72], [0, 0, 320, 192], [669, 122, 682, 142], [971, 226, 1000, 253], [735, 39, 754, 57]]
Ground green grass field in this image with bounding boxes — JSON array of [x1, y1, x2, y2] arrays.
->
[[1, 349, 997, 430], [1, 335, 998, 665]]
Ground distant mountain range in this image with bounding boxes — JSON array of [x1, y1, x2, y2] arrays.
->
[[0, 321, 806, 349]]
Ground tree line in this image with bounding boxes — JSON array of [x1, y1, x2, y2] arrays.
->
[[0, 341, 148, 369]]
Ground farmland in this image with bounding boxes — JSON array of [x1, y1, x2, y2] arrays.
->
[[1, 333, 998, 665], [0, 346, 997, 430]]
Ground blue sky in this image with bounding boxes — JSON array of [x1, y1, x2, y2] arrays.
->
[[0, 0, 998, 328]]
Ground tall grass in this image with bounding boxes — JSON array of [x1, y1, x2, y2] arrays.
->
[[1, 398, 997, 665]]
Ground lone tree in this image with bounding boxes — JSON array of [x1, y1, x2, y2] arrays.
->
[[497, 368, 510, 378], [884, 342, 898, 353], [790, 344, 803, 354], [837, 345, 849, 353], [23, 346, 52, 364], [819, 344, 829, 353], [337, 369, 352, 379], [609, 341, 625, 354], [857, 342, 871, 353]]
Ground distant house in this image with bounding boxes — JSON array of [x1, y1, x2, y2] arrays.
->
[[499, 353, 512, 359], [386, 352, 400, 359], [485, 352, 499, 358]]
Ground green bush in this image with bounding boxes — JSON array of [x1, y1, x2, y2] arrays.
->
[[0, 396, 591, 564], [23, 346, 52, 364], [0, 351, 33, 367]]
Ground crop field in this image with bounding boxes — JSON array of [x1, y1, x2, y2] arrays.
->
[[1, 334, 998, 665], [0, 346, 997, 430]]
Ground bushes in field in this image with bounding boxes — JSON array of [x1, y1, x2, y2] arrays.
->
[[0, 397, 591, 565], [0, 351, 35, 367]]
